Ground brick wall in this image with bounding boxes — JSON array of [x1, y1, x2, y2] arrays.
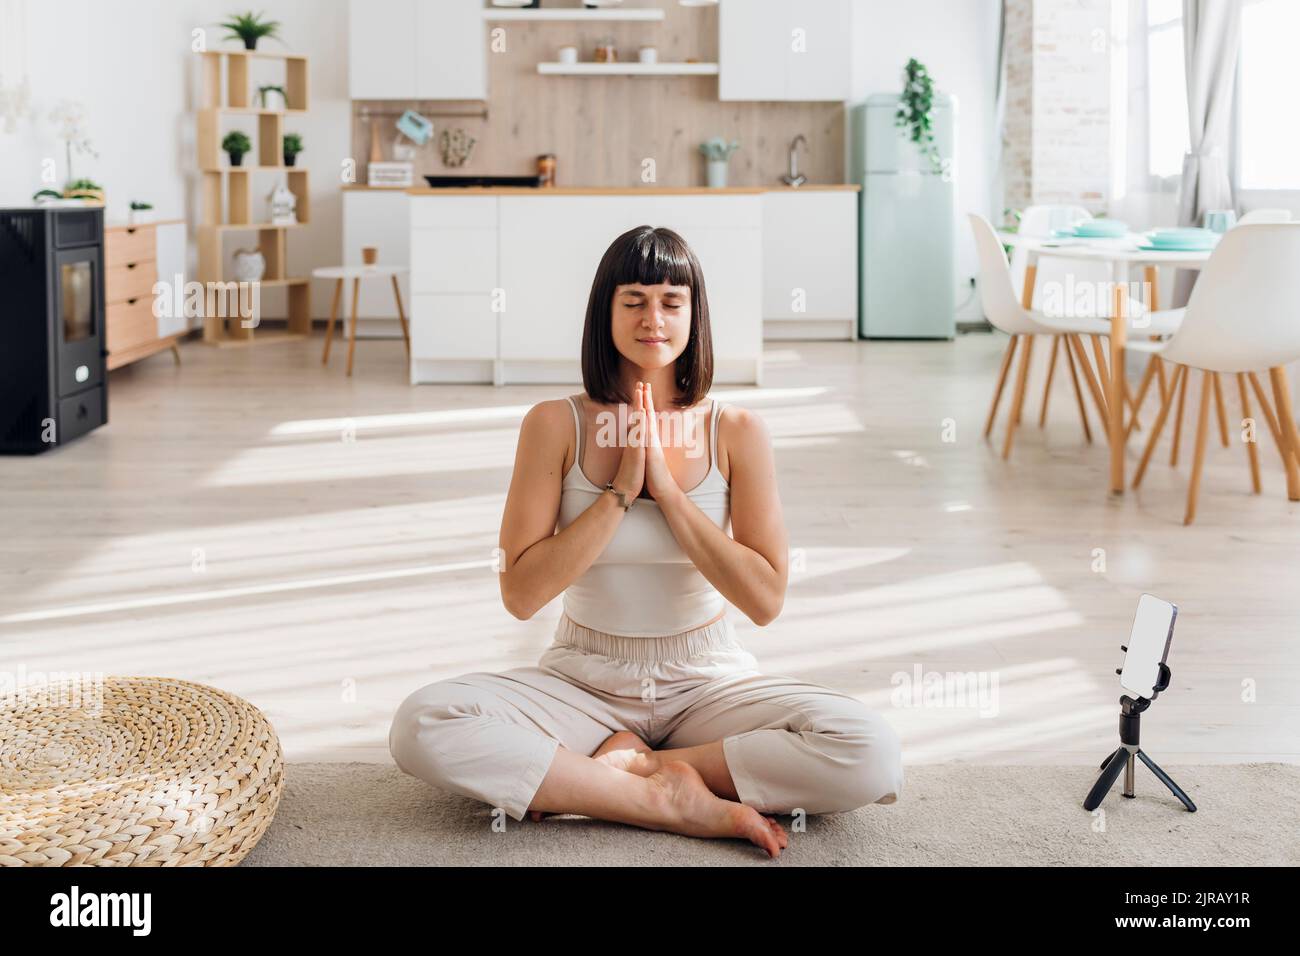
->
[[1003, 0, 1112, 215]]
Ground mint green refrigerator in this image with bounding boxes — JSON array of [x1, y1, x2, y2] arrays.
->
[[850, 93, 956, 339]]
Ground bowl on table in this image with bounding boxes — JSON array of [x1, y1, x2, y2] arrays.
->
[[1051, 219, 1129, 239], [1138, 228, 1220, 252]]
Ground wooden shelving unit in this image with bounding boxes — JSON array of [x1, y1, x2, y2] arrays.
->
[[196, 49, 311, 346]]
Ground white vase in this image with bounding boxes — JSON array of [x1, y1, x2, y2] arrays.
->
[[706, 159, 729, 189], [232, 248, 266, 282]]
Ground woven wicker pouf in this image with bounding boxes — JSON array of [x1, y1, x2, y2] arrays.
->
[[0, 676, 283, 866]]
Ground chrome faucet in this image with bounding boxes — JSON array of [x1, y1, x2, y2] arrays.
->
[[781, 135, 808, 187]]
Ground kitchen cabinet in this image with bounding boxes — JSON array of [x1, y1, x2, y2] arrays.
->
[[719, 0, 852, 102], [762, 190, 858, 339], [409, 192, 763, 386], [341, 189, 410, 325], [409, 194, 499, 384], [348, 0, 415, 100], [348, 0, 485, 100]]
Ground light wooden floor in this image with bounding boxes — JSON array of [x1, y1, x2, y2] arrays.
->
[[2, 332, 1297, 767]]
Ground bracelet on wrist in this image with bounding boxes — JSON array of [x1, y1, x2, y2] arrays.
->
[[603, 482, 634, 511]]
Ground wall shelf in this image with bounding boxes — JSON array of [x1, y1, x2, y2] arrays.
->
[[212, 108, 309, 116], [484, 8, 665, 21], [537, 62, 719, 76]]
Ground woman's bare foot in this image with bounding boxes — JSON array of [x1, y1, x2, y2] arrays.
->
[[529, 731, 655, 821], [648, 760, 787, 859]]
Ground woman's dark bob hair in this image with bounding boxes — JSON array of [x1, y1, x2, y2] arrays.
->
[[581, 225, 713, 408]]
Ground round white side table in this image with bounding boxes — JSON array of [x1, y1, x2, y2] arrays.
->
[[312, 265, 410, 376]]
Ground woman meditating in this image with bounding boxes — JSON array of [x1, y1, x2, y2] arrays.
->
[[390, 226, 902, 858]]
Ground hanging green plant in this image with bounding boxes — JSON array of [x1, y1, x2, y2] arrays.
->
[[895, 58, 942, 174]]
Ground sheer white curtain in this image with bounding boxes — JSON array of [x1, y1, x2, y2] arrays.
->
[[1173, 0, 1243, 303]]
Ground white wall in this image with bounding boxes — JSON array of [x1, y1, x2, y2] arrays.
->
[[848, 0, 1002, 320], [0, 0, 350, 318]]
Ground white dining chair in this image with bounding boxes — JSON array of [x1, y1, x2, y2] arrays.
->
[[1131, 210, 1292, 446], [970, 214, 1182, 459], [1237, 209, 1292, 225], [1009, 205, 1097, 312], [1129, 223, 1300, 523], [1009, 205, 1151, 429]]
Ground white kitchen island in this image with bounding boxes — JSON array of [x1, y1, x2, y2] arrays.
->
[[407, 187, 771, 386]]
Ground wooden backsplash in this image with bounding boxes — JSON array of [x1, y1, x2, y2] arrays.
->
[[351, 2, 845, 188]]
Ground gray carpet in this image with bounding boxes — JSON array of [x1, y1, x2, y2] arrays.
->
[[243, 762, 1299, 866]]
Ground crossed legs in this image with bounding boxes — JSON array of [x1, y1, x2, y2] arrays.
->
[[390, 667, 902, 858]]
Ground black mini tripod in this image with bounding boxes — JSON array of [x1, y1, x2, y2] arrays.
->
[[1083, 660, 1196, 813]]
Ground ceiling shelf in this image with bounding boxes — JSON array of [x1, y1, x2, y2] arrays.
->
[[484, 8, 665, 21], [537, 62, 719, 76]]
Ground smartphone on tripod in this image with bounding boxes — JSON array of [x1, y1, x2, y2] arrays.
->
[[1083, 594, 1196, 813]]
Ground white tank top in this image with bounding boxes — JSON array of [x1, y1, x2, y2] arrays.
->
[[556, 395, 730, 637]]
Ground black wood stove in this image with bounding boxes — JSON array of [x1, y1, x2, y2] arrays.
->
[[0, 206, 108, 454]]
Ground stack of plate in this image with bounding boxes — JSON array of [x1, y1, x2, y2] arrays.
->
[[1139, 228, 1220, 252], [1052, 219, 1129, 239]]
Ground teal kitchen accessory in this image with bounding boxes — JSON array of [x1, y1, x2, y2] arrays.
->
[[396, 110, 434, 145]]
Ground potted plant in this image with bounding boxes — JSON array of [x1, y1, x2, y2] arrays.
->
[[223, 130, 252, 167], [698, 137, 740, 188], [257, 84, 287, 110], [220, 11, 281, 50], [63, 178, 105, 204], [282, 133, 303, 167], [128, 200, 154, 226], [894, 57, 943, 174], [49, 99, 98, 187]]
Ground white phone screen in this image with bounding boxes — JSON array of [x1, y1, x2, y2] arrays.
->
[[1119, 594, 1177, 699]]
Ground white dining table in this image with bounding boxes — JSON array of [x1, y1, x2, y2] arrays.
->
[[997, 231, 1216, 494]]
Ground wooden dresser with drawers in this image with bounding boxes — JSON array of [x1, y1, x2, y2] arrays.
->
[[104, 219, 188, 370]]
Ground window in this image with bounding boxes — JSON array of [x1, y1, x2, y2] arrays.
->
[[1146, 0, 1189, 181], [1238, 0, 1300, 189]]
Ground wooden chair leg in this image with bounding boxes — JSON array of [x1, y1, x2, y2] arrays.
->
[[1126, 356, 1160, 442], [1268, 366, 1300, 501], [391, 274, 410, 356], [1169, 364, 1190, 466], [1124, 376, 1143, 432], [1184, 369, 1213, 525], [1089, 334, 1112, 402], [1134, 364, 1185, 489], [1063, 337, 1092, 443], [346, 278, 360, 377], [1039, 336, 1060, 428], [1247, 371, 1284, 450], [1236, 373, 1262, 494], [1068, 334, 1110, 424], [1002, 334, 1034, 460], [1154, 357, 1170, 404], [985, 335, 1019, 439], [170, 343, 182, 365], [1211, 372, 1230, 447], [322, 278, 342, 365]]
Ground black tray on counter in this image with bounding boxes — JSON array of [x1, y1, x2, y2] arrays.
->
[[422, 175, 544, 188]]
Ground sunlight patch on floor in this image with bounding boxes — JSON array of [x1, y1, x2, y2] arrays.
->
[[0, 557, 495, 624], [787, 546, 911, 582]]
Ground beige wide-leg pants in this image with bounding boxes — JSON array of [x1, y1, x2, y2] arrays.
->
[[390, 614, 903, 821]]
